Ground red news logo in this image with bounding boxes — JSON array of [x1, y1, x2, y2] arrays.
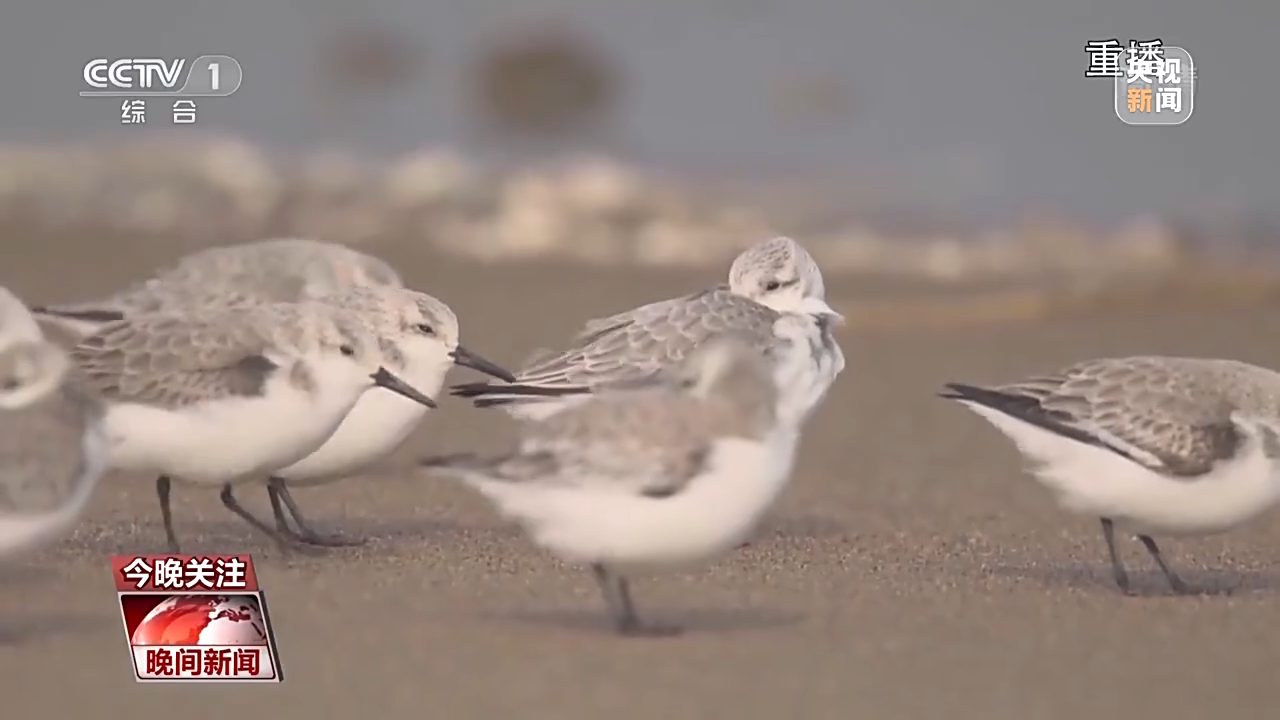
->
[[113, 554, 282, 683], [143, 646, 264, 678]]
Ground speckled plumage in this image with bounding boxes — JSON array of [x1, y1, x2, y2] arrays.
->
[[424, 336, 798, 634], [72, 304, 315, 410], [66, 288, 445, 411], [946, 356, 1280, 478], [32, 238, 402, 339], [429, 336, 779, 499], [512, 286, 780, 391], [450, 236, 844, 426], [943, 354, 1280, 595]]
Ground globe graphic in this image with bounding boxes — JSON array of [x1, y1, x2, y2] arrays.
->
[[131, 594, 268, 645]]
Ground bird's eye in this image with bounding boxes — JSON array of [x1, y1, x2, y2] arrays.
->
[[1, 377, 18, 391], [415, 323, 436, 336], [763, 280, 782, 292], [339, 344, 356, 357]]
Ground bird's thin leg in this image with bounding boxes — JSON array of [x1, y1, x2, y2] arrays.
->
[[614, 577, 642, 633], [590, 564, 680, 637], [266, 480, 292, 534], [156, 476, 181, 554], [1136, 534, 1192, 595], [591, 563, 638, 633], [1101, 518, 1134, 595], [219, 484, 308, 552], [269, 478, 365, 547]]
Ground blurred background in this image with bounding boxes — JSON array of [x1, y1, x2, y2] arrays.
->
[[0, 0, 1276, 300]]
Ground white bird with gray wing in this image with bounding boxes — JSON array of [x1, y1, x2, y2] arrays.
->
[[69, 293, 439, 553], [450, 236, 845, 428], [423, 335, 802, 636], [262, 287, 514, 547], [941, 355, 1280, 595], [0, 287, 110, 558], [31, 237, 403, 341], [28, 237, 443, 548]]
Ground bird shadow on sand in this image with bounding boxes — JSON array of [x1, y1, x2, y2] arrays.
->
[[983, 563, 1280, 597], [328, 517, 524, 547], [62, 516, 517, 561], [477, 605, 805, 638], [752, 514, 850, 542], [59, 520, 310, 558]]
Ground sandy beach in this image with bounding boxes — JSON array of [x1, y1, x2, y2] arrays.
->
[[2, 240, 1279, 719]]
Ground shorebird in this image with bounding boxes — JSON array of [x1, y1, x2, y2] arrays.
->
[[27, 237, 445, 546], [423, 334, 802, 636], [0, 287, 110, 558], [31, 237, 402, 341], [450, 236, 844, 429], [941, 356, 1280, 595], [69, 295, 439, 552], [263, 286, 515, 546]]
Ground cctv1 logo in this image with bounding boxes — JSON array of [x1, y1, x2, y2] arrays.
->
[[81, 56, 242, 97]]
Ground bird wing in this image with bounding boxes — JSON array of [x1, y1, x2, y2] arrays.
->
[[944, 357, 1248, 478], [513, 287, 779, 390], [71, 312, 280, 410]]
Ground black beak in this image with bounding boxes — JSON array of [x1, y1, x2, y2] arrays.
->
[[370, 367, 437, 408], [451, 345, 517, 382]]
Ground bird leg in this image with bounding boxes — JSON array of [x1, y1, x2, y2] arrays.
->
[[267, 478, 365, 547], [266, 480, 291, 533], [156, 476, 181, 554], [590, 564, 681, 637], [1136, 534, 1192, 595], [219, 484, 314, 553], [1100, 518, 1134, 595]]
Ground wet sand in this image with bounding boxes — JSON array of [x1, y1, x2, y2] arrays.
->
[[2, 241, 1280, 719]]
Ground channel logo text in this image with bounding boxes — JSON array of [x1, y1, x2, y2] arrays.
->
[[81, 56, 242, 97]]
